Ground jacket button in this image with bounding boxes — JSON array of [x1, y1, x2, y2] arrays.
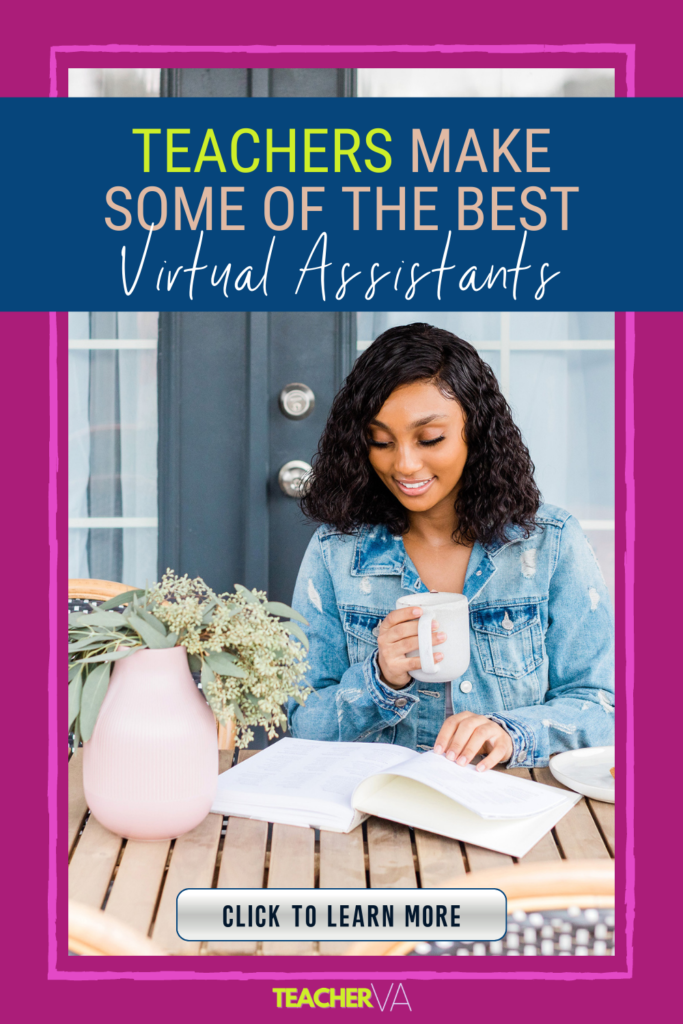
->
[[372, 625, 380, 637], [395, 697, 408, 707], [459, 680, 473, 693]]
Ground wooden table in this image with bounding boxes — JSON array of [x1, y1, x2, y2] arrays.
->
[[69, 748, 615, 956]]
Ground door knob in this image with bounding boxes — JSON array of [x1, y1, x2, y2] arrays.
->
[[278, 460, 312, 497], [279, 383, 315, 420]]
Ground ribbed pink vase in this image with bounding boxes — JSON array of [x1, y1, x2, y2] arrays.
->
[[83, 646, 218, 841]]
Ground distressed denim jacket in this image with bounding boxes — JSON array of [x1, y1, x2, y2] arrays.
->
[[288, 503, 614, 768]]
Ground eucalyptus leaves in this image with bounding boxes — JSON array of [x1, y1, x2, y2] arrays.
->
[[69, 571, 311, 747]]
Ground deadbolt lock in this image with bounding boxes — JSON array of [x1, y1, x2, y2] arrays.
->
[[279, 383, 315, 420]]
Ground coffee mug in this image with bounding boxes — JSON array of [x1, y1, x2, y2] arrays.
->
[[395, 592, 470, 683]]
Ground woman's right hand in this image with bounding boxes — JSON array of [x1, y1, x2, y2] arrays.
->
[[376, 607, 446, 689]]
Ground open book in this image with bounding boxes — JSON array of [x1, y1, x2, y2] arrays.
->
[[211, 738, 580, 858]]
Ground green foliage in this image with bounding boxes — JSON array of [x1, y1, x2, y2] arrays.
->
[[68, 666, 83, 728], [79, 662, 112, 741], [68, 571, 311, 748]]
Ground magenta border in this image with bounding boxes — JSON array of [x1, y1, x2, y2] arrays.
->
[[48, 311, 59, 978], [48, 42, 635, 983], [48, 42, 636, 99]]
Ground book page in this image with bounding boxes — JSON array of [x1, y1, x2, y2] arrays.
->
[[212, 737, 415, 818], [352, 775, 580, 858], [362, 750, 568, 820]]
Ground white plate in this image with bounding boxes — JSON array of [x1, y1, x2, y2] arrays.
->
[[549, 746, 615, 803]]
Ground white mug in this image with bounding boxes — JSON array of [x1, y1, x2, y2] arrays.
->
[[395, 592, 470, 683]]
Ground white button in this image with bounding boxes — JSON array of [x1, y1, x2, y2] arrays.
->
[[476, 570, 482, 576], [460, 680, 473, 693], [372, 625, 380, 637], [395, 697, 407, 707]]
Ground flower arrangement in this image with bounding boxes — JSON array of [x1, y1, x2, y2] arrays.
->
[[69, 571, 311, 747]]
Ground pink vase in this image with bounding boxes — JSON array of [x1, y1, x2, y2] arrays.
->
[[83, 646, 218, 841]]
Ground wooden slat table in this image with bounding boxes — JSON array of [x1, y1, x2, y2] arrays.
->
[[68, 748, 614, 956]]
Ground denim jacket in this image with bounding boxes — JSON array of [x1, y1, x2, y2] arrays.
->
[[288, 504, 614, 768]]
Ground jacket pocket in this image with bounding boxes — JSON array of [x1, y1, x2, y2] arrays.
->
[[471, 603, 544, 680], [340, 606, 390, 665]]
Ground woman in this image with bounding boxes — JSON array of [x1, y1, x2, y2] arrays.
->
[[289, 323, 614, 771]]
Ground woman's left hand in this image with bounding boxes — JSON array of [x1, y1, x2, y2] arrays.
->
[[434, 712, 514, 772]]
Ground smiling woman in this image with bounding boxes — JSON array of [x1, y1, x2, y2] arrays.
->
[[301, 323, 540, 552], [369, 387, 469, 497], [289, 323, 614, 771], [367, 385, 474, 606]]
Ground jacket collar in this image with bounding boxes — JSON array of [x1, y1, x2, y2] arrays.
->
[[351, 525, 406, 577], [351, 522, 529, 601]]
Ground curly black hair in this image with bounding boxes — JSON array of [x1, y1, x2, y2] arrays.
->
[[301, 323, 541, 546]]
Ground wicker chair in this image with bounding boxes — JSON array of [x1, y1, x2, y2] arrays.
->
[[69, 578, 137, 603], [68, 579, 234, 749], [69, 900, 165, 956], [343, 860, 615, 956]]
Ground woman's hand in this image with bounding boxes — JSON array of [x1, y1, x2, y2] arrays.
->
[[377, 606, 445, 689], [434, 712, 513, 772]]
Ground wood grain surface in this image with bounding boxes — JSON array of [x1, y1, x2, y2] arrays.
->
[[67, 743, 614, 956]]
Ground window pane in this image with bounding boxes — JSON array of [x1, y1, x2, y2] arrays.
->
[[67, 73, 160, 587], [509, 349, 614, 520], [68, 68, 160, 97], [510, 311, 614, 341], [358, 68, 614, 98], [68, 312, 159, 588], [358, 311, 501, 344]]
